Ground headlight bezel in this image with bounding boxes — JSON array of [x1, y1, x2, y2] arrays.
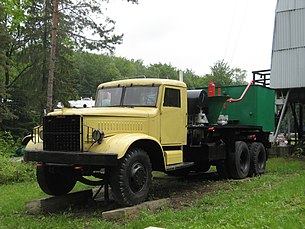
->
[[92, 129, 104, 143], [39, 130, 44, 140]]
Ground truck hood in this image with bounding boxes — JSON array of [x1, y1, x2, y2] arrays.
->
[[49, 107, 159, 118]]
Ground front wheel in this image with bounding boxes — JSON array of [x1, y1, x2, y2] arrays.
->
[[37, 166, 77, 195], [109, 148, 152, 206]]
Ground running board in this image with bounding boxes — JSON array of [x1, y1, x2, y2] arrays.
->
[[165, 162, 194, 172]]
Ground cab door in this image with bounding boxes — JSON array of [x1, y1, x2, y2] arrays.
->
[[160, 86, 187, 146]]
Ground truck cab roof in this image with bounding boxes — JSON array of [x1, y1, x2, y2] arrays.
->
[[97, 78, 187, 89]]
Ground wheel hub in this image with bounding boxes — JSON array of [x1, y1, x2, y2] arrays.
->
[[257, 151, 265, 170], [130, 162, 147, 193], [240, 151, 249, 173]]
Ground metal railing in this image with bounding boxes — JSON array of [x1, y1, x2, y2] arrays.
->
[[252, 69, 270, 87]]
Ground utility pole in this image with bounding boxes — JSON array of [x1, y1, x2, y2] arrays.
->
[[46, 0, 59, 113]]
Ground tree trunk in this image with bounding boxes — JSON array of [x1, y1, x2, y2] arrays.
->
[[46, 0, 59, 113], [42, 0, 49, 91], [40, 0, 49, 120]]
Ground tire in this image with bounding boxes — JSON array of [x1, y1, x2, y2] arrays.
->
[[216, 160, 230, 179], [109, 148, 152, 206], [248, 142, 266, 176], [37, 166, 76, 195], [228, 141, 250, 179]]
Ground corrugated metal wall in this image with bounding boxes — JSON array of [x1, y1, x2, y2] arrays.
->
[[270, 0, 305, 89]]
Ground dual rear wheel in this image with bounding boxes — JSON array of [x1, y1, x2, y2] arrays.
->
[[216, 141, 266, 179]]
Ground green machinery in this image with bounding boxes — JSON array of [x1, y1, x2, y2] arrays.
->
[[206, 84, 275, 132]]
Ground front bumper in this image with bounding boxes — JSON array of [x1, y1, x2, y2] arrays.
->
[[24, 150, 118, 166]]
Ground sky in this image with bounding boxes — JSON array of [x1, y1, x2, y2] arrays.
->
[[105, 0, 278, 80]]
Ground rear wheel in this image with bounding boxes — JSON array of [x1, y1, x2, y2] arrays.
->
[[37, 166, 77, 195], [228, 141, 250, 179], [248, 142, 266, 176], [109, 148, 152, 206]]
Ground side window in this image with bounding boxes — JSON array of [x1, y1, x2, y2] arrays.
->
[[163, 88, 181, 107]]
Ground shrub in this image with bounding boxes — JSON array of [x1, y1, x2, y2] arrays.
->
[[293, 147, 305, 156], [0, 156, 36, 184], [0, 131, 36, 184], [0, 131, 21, 157]]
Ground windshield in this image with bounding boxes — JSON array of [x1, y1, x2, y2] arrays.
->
[[95, 86, 159, 107]]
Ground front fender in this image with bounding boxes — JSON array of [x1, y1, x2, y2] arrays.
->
[[25, 138, 43, 151], [89, 133, 162, 159]]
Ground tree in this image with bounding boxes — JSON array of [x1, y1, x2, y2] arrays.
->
[[0, 3, 15, 124], [204, 60, 247, 87], [46, 0, 59, 113], [146, 63, 177, 79], [47, 0, 138, 111], [231, 68, 247, 85], [74, 52, 122, 97], [1, 0, 137, 137], [205, 60, 233, 86], [183, 69, 201, 89], [0, 0, 31, 88], [2, 0, 137, 109]]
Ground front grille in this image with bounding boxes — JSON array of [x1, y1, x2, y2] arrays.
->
[[43, 115, 81, 151]]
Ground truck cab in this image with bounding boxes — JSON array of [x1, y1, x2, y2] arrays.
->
[[25, 78, 190, 206]]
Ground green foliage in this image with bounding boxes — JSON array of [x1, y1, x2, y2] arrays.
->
[[231, 67, 247, 85], [1, 0, 135, 135], [1, 90, 37, 137], [0, 156, 36, 184], [0, 131, 35, 184], [294, 147, 305, 156], [0, 131, 19, 156], [0, 89, 16, 124], [146, 63, 178, 79], [206, 59, 234, 86], [205, 59, 247, 86], [0, 3, 15, 124], [74, 52, 122, 97], [73, 53, 248, 99]]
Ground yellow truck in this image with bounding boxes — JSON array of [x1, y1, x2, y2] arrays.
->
[[24, 78, 272, 206]]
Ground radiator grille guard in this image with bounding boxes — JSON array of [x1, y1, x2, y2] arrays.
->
[[43, 115, 82, 151]]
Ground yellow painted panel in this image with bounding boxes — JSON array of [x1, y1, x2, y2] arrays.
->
[[25, 140, 43, 151], [160, 85, 187, 145], [89, 133, 162, 159], [165, 150, 183, 165]]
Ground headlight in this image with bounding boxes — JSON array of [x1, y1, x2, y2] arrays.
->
[[39, 130, 44, 140], [92, 129, 104, 143]]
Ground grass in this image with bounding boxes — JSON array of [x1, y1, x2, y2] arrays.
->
[[0, 156, 36, 185], [0, 157, 304, 229], [125, 157, 305, 229]]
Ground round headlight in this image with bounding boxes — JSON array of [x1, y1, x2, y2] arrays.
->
[[92, 129, 104, 143], [39, 130, 43, 140]]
